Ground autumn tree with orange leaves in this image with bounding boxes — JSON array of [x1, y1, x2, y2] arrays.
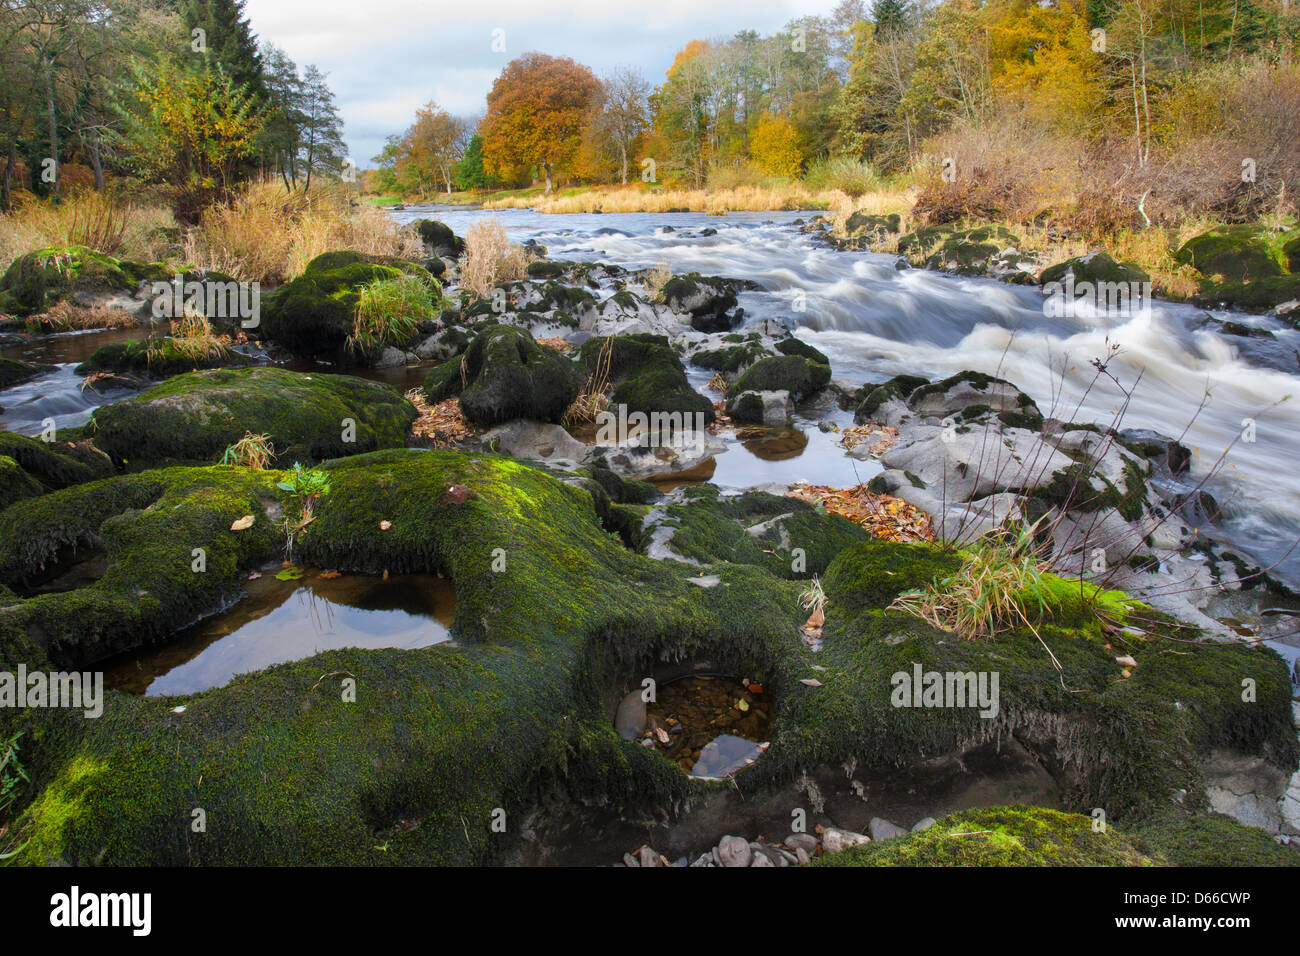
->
[[480, 52, 601, 189]]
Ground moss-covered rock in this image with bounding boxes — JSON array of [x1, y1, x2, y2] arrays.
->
[[0, 357, 53, 388], [0, 432, 115, 490], [424, 324, 584, 426], [259, 254, 407, 356], [660, 273, 740, 332], [1176, 225, 1288, 282], [896, 225, 1021, 276], [0, 454, 42, 511], [811, 806, 1158, 866], [852, 373, 929, 423], [0, 246, 166, 317], [74, 339, 254, 379], [690, 339, 773, 375], [579, 334, 715, 423], [730, 354, 830, 402], [1040, 251, 1150, 286], [412, 219, 464, 257], [89, 367, 416, 466]]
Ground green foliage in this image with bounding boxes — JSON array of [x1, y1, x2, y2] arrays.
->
[[349, 273, 443, 355]]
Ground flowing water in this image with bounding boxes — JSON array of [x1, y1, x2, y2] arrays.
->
[[394, 206, 1300, 590]]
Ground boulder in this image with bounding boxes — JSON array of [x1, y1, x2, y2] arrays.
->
[[424, 324, 585, 426], [730, 354, 830, 403]]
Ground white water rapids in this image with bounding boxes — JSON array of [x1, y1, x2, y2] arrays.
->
[[396, 206, 1300, 587]]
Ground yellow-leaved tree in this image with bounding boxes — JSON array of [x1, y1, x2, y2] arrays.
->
[[750, 113, 803, 178]]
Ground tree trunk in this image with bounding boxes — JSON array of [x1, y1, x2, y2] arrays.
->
[[46, 64, 59, 200]]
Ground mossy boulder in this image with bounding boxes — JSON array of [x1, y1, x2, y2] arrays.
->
[[811, 806, 1158, 866], [852, 373, 930, 423], [0, 449, 1294, 866], [896, 225, 1021, 276], [75, 339, 254, 379], [660, 273, 740, 332], [844, 212, 900, 239], [1176, 225, 1287, 282], [259, 254, 407, 356], [89, 366, 416, 466], [0, 246, 167, 317], [0, 356, 53, 387], [0, 432, 115, 490], [423, 324, 584, 426], [730, 353, 830, 402], [0, 454, 42, 511], [1039, 251, 1150, 286], [1194, 274, 1300, 313], [412, 219, 464, 257], [579, 333, 714, 423], [690, 339, 773, 375]]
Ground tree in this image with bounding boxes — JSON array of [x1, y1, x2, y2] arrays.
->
[[395, 101, 467, 196], [750, 112, 803, 176], [297, 64, 345, 192], [480, 52, 602, 188], [873, 0, 913, 40], [585, 67, 650, 184], [179, 0, 264, 99], [452, 131, 491, 190], [257, 42, 306, 188]]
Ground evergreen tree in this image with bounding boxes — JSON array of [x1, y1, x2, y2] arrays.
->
[[872, 0, 912, 40], [180, 0, 264, 98]]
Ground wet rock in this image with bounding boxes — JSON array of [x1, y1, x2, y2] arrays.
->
[[614, 690, 648, 741], [623, 852, 640, 867], [749, 848, 775, 866], [726, 389, 793, 426], [731, 355, 830, 403], [412, 219, 464, 258], [868, 817, 908, 841], [638, 845, 664, 867], [715, 835, 753, 867], [1039, 251, 1149, 287], [479, 421, 591, 467], [912, 817, 937, 832]]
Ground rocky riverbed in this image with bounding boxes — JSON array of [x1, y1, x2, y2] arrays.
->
[[0, 211, 1297, 866]]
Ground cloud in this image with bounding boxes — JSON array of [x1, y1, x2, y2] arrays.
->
[[244, 0, 831, 163]]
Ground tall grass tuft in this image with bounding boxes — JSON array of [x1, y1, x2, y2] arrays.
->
[[349, 273, 440, 355], [459, 216, 528, 298]]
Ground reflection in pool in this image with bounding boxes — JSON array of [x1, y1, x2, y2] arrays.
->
[[104, 570, 456, 696]]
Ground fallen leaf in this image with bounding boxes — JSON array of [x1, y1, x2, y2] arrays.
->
[[806, 606, 825, 628], [247, 571, 261, 580], [442, 484, 474, 505], [230, 514, 255, 531], [800, 678, 824, 687], [379, 520, 392, 531], [655, 727, 670, 744], [1116, 655, 1137, 667], [319, 570, 342, 580]]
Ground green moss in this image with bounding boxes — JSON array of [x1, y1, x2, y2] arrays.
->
[[730, 354, 830, 402], [1176, 225, 1288, 282], [260, 256, 406, 356], [853, 374, 929, 423], [0, 432, 114, 490], [89, 367, 415, 467], [0, 455, 42, 511], [424, 324, 584, 426], [0, 357, 52, 388], [75, 339, 253, 379], [691, 341, 773, 374], [580, 334, 714, 423], [1040, 252, 1150, 286], [0, 246, 165, 317], [811, 806, 1157, 866]]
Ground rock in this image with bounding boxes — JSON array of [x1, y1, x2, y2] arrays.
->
[[479, 421, 591, 466], [1175, 225, 1282, 282], [730, 355, 831, 403], [424, 325, 585, 427], [880, 425, 1075, 504], [912, 817, 937, 832], [820, 827, 870, 854], [638, 845, 663, 867], [90, 366, 415, 467], [868, 817, 908, 841], [373, 346, 409, 368], [614, 690, 647, 740], [0, 245, 167, 317], [579, 333, 715, 424], [0, 357, 54, 388], [1039, 251, 1150, 287], [905, 371, 1040, 424], [660, 272, 740, 331], [412, 219, 464, 258], [622, 852, 640, 867], [784, 833, 819, 854], [1116, 428, 1191, 475], [795, 847, 811, 865], [715, 835, 753, 867], [726, 389, 793, 426]]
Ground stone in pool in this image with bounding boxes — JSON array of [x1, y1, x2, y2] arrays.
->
[[692, 734, 764, 778]]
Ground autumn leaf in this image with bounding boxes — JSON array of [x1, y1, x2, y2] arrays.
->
[[230, 514, 255, 531]]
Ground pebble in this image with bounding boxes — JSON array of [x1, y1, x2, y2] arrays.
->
[[639, 845, 663, 867], [784, 833, 818, 854], [912, 817, 937, 832], [795, 847, 811, 865], [715, 835, 753, 867], [821, 826, 871, 854], [868, 817, 908, 841], [623, 852, 640, 868]]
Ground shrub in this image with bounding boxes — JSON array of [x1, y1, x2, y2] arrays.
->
[[349, 273, 441, 355]]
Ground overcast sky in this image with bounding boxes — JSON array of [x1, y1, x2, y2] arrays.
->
[[244, 0, 834, 166]]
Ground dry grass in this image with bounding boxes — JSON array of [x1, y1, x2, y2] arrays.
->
[[149, 312, 230, 363], [0, 190, 177, 272], [183, 180, 423, 286], [458, 216, 527, 298], [485, 183, 849, 215], [562, 333, 614, 427], [32, 299, 139, 331], [221, 431, 275, 468]]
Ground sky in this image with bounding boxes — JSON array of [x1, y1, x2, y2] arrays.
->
[[244, 0, 834, 167]]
